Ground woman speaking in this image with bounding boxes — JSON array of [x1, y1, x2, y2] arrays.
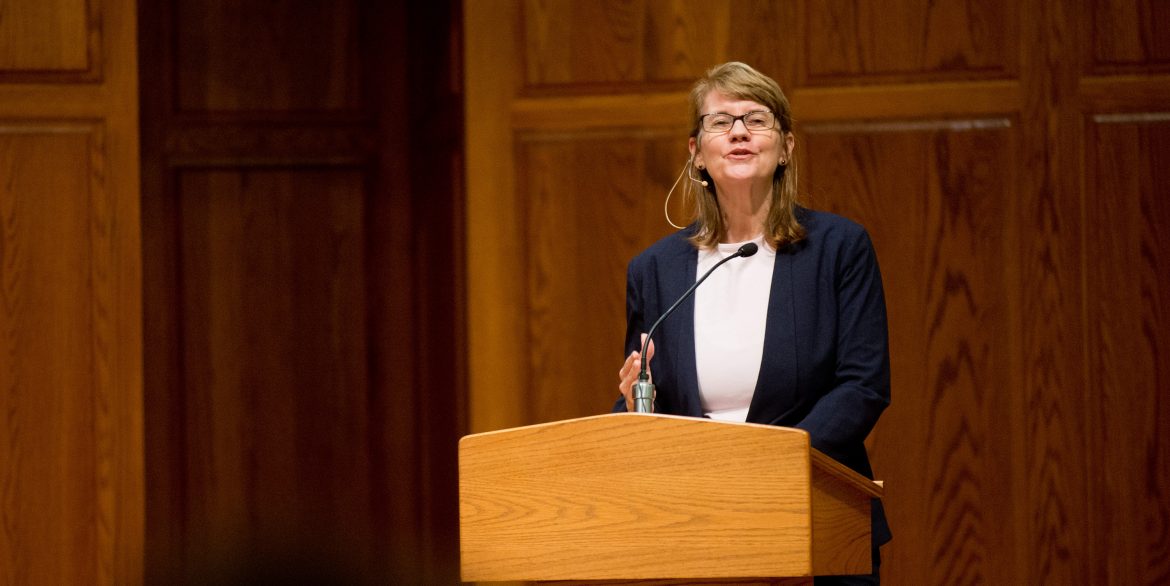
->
[[615, 62, 892, 585]]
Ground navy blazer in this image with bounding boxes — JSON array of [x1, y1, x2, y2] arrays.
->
[[615, 208, 892, 545]]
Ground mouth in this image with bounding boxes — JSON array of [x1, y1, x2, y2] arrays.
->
[[726, 148, 756, 159]]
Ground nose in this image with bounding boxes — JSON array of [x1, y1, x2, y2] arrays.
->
[[729, 117, 751, 139]]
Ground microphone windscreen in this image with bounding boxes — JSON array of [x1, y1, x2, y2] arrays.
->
[[738, 242, 759, 257]]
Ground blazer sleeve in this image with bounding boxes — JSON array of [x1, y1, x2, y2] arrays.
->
[[794, 227, 891, 457], [612, 259, 646, 413]]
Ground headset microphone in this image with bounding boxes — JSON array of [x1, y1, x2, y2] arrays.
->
[[688, 167, 709, 187]]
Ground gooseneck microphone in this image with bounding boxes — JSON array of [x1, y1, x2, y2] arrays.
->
[[633, 242, 760, 413]]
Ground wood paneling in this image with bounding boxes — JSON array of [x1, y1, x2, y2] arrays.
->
[[468, 0, 1170, 584], [0, 0, 93, 75], [520, 0, 797, 94], [804, 0, 1016, 84], [0, 0, 143, 583], [141, 1, 465, 584], [804, 122, 1021, 585], [518, 133, 688, 421], [0, 127, 101, 586], [174, 0, 362, 114], [175, 169, 373, 577], [1084, 117, 1170, 585], [1088, 0, 1170, 72]]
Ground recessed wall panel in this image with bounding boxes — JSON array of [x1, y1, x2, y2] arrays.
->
[[518, 131, 689, 422], [0, 0, 91, 73], [1089, 0, 1170, 72], [175, 168, 372, 571], [1084, 116, 1170, 585], [803, 121, 1020, 584], [0, 127, 102, 584], [174, 0, 362, 114], [804, 0, 1016, 84]]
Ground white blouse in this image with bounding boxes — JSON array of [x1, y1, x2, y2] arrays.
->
[[693, 235, 775, 422]]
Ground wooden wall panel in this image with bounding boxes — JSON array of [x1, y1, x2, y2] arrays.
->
[[0, 127, 100, 585], [1084, 117, 1170, 585], [466, 1, 1170, 584], [804, 122, 1022, 585], [174, 0, 362, 114], [0, 0, 92, 73], [175, 169, 372, 576], [1088, 0, 1170, 72], [0, 0, 142, 583], [141, 1, 465, 584], [523, 0, 651, 87], [725, 1, 798, 83], [521, 0, 798, 93], [804, 0, 1016, 84], [518, 133, 688, 421]]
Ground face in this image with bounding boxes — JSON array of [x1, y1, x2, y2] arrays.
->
[[689, 90, 794, 191]]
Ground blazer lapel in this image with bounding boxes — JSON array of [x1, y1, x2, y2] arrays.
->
[[661, 243, 701, 416], [746, 248, 798, 423]]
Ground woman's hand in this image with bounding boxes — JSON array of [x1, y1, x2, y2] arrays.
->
[[618, 334, 655, 411]]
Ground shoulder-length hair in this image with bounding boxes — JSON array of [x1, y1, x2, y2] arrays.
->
[[686, 62, 805, 250]]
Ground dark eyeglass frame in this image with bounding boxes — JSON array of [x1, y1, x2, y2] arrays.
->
[[700, 110, 777, 133]]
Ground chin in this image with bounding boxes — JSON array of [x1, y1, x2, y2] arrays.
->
[[714, 170, 771, 183]]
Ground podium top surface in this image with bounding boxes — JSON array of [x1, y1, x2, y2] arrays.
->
[[461, 413, 882, 498]]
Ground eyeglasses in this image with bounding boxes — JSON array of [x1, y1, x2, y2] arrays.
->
[[700, 110, 777, 133]]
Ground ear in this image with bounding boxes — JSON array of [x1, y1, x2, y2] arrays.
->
[[689, 136, 702, 167], [784, 132, 795, 160]]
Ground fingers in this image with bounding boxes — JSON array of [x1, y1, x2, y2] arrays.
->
[[618, 352, 639, 411], [641, 333, 656, 363], [619, 333, 655, 412], [619, 359, 654, 412]]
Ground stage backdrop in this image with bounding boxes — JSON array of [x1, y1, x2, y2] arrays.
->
[[464, 1, 1170, 584]]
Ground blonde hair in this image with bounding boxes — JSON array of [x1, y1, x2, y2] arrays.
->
[[684, 62, 804, 249]]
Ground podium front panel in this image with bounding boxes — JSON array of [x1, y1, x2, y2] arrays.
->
[[459, 414, 814, 581]]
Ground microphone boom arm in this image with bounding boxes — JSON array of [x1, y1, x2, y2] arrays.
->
[[633, 242, 758, 413]]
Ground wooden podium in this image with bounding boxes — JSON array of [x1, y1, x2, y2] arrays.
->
[[459, 413, 882, 584]]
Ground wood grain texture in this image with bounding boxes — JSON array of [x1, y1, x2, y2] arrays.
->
[[524, 0, 648, 87], [803, 122, 1020, 585], [521, 0, 730, 91], [142, 2, 467, 583], [164, 124, 375, 165], [175, 169, 374, 577], [0, 128, 100, 586], [804, 0, 1016, 84], [460, 414, 815, 581], [520, 0, 796, 94], [518, 131, 690, 424], [0, 0, 143, 583], [1018, 2, 1090, 583], [509, 82, 1023, 132], [810, 468, 872, 576], [0, 0, 92, 73], [1088, 0, 1170, 72], [465, 1, 1170, 584], [174, 0, 362, 114], [1084, 118, 1170, 585], [465, 0, 529, 435]]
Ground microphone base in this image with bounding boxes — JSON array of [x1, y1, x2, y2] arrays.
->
[[633, 380, 655, 413]]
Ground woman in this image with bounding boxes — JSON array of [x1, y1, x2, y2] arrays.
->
[[615, 62, 891, 584]]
